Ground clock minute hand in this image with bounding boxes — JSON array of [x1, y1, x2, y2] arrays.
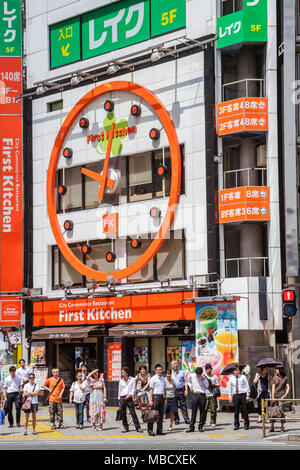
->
[[98, 121, 115, 202], [81, 167, 115, 190]]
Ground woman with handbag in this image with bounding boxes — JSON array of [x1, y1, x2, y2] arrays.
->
[[86, 369, 107, 431], [269, 367, 290, 433], [253, 367, 272, 423], [204, 363, 220, 428], [164, 369, 177, 431], [22, 373, 41, 436]]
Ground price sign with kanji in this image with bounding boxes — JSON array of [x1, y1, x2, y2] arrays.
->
[[50, 17, 81, 69], [0, 0, 21, 57]]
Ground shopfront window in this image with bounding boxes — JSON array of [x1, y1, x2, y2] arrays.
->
[[134, 338, 149, 375], [150, 337, 166, 374]]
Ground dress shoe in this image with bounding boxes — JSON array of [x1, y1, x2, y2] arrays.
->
[[234, 425, 239, 430], [244, 425, 250, 430], [157, 432, 166, 436], [198, 427, 204, 432], [186, 428, 195, 433], [148, 431, 156, 436]]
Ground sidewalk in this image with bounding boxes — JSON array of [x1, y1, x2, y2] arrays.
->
[[2, 404, 300, 442]]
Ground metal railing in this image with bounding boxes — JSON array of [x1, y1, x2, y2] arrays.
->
[[262, 398, 300, 438], [222, 78, 265, 101], [225, 257, 268, 278], [223, 168, 267, 189]]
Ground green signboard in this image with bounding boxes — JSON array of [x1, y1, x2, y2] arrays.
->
[[50, 17, 81, 68], [150, 0, 186, 37], [217, 0, 267, 49], [82, 0, 150, 61], [49, 0, 186, 69], [0, 0, 21, 57]]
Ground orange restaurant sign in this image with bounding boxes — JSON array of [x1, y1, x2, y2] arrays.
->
[[103, 213, 119, 234], [33, 292, 196, 327], [219, 186, 270, 224], [0, 297, 22, 326], [217, 97, 268, 136]]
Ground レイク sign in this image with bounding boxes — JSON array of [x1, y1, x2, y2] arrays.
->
[[0, 0, 22, 57], [50, 0, 186, 69]]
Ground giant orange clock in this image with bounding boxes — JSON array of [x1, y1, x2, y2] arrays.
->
[[47, 81, 181, 282]]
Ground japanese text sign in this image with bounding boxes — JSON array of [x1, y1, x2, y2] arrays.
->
[[0, 297, 22, 325], [219, 186, 270, 224], [0, 57, 22, 113], [217, 98, 268, 136], [217, 0, 267, 49], [50, 0, 186, 69], [0, 0, 21, 57]]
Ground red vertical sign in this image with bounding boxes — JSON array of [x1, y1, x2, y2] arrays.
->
[[0, 55, 23, 291]]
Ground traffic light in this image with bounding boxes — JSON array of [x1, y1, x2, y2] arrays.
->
[[283, 289, 297, 317]]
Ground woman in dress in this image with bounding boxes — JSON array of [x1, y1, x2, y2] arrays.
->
[[269, 366, 290, 433], [86, 369, 107, 431], [135, 365, 151, 405], [164, 369, 177, 431], [253, 367, 272, 423]]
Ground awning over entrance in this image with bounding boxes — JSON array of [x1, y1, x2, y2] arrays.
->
[[108, 323, 171, 338], [31, 325, 98, 340]]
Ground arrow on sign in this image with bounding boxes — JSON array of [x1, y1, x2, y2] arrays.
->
[[61, 44, 70, 56]]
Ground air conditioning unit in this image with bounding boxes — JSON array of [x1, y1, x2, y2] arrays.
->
[[256, 145, 267, 168]]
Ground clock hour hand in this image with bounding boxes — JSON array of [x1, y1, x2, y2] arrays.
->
[[81, 167, 115, 190]]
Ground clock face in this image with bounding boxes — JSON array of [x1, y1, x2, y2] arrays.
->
[[47, 81, 181, 282]]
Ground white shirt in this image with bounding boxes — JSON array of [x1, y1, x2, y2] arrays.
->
[[4, 375, 22, 393], [118, 377, 136, 400], [149, 374, 166, 395], [187, 374, 209, 394], [16, 367, 30, 384], [228, 374, 250, 398], [70, 380, 88, 403], [23, 382, 40, 404], [204, 373, 220, 397]]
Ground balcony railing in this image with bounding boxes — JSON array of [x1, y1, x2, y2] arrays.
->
[[223, 78, 265, 101], [225, 257, 268, 278], [223, 168, 267, 189]]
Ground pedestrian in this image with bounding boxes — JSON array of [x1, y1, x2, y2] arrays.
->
[[253, 367, 272, 423], [228, 365, 250, 430], [186, 367, 209, 433], [204, 363, 219, 427], [23, 372, 41, 436], [148, 364, 167, 436], [269, 366, 290, 433], [135, 365, 151, 405], [16, 359, 31, 386], [69, 370, 88, 429], [80, 364, 91, 423], [171, 360, 191, 425], [86, 369, 107, 431], [4, 366, 22, 428], [118, 366, 143, 434], [42, 368, 66, 430], [164, 369, 177, 431]]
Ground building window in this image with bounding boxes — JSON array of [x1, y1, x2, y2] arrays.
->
[[55, 145, 185, 213], [222, 0, 243, 16], [52, 230, 185, 289], [47, 100, 63, 112]]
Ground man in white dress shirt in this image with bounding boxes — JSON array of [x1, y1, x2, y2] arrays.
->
[[118, 366, 143, 434], [4, 366, 22, 427], [148, 364, 167, 436], [186, 367, 209, 432], [228, 366, 250, 430], [16, 359, 30, 388]]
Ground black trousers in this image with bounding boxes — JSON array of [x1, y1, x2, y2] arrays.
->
[[7, 392, 21, 426], [233, 393, 249, 427], [174, 389, 190, 424], [120, 397, 141, 430], [148, 395, 165, 434], [190, 394, 206, 429]]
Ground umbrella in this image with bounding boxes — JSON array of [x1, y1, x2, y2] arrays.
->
[[256, 358, 283, 368], [221, 362, 246, 375]]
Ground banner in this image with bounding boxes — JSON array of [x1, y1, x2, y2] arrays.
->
[[195, 302, 239, 398], [30, 341, 46, 365], [108, 343, 122, 382], [181, 340, 196, 376]]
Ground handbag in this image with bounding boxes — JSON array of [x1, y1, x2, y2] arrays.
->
[[268, 403, 284, 419], [4, 401, 9, 416], [250, 384, 258, 399], [210, 385, 221, 398], [116, 408, 123, 421], [141, 409, 159, 423]]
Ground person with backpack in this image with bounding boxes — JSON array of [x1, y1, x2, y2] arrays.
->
[[42, 368, 66, 430], [204, 363, 220, 428]]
